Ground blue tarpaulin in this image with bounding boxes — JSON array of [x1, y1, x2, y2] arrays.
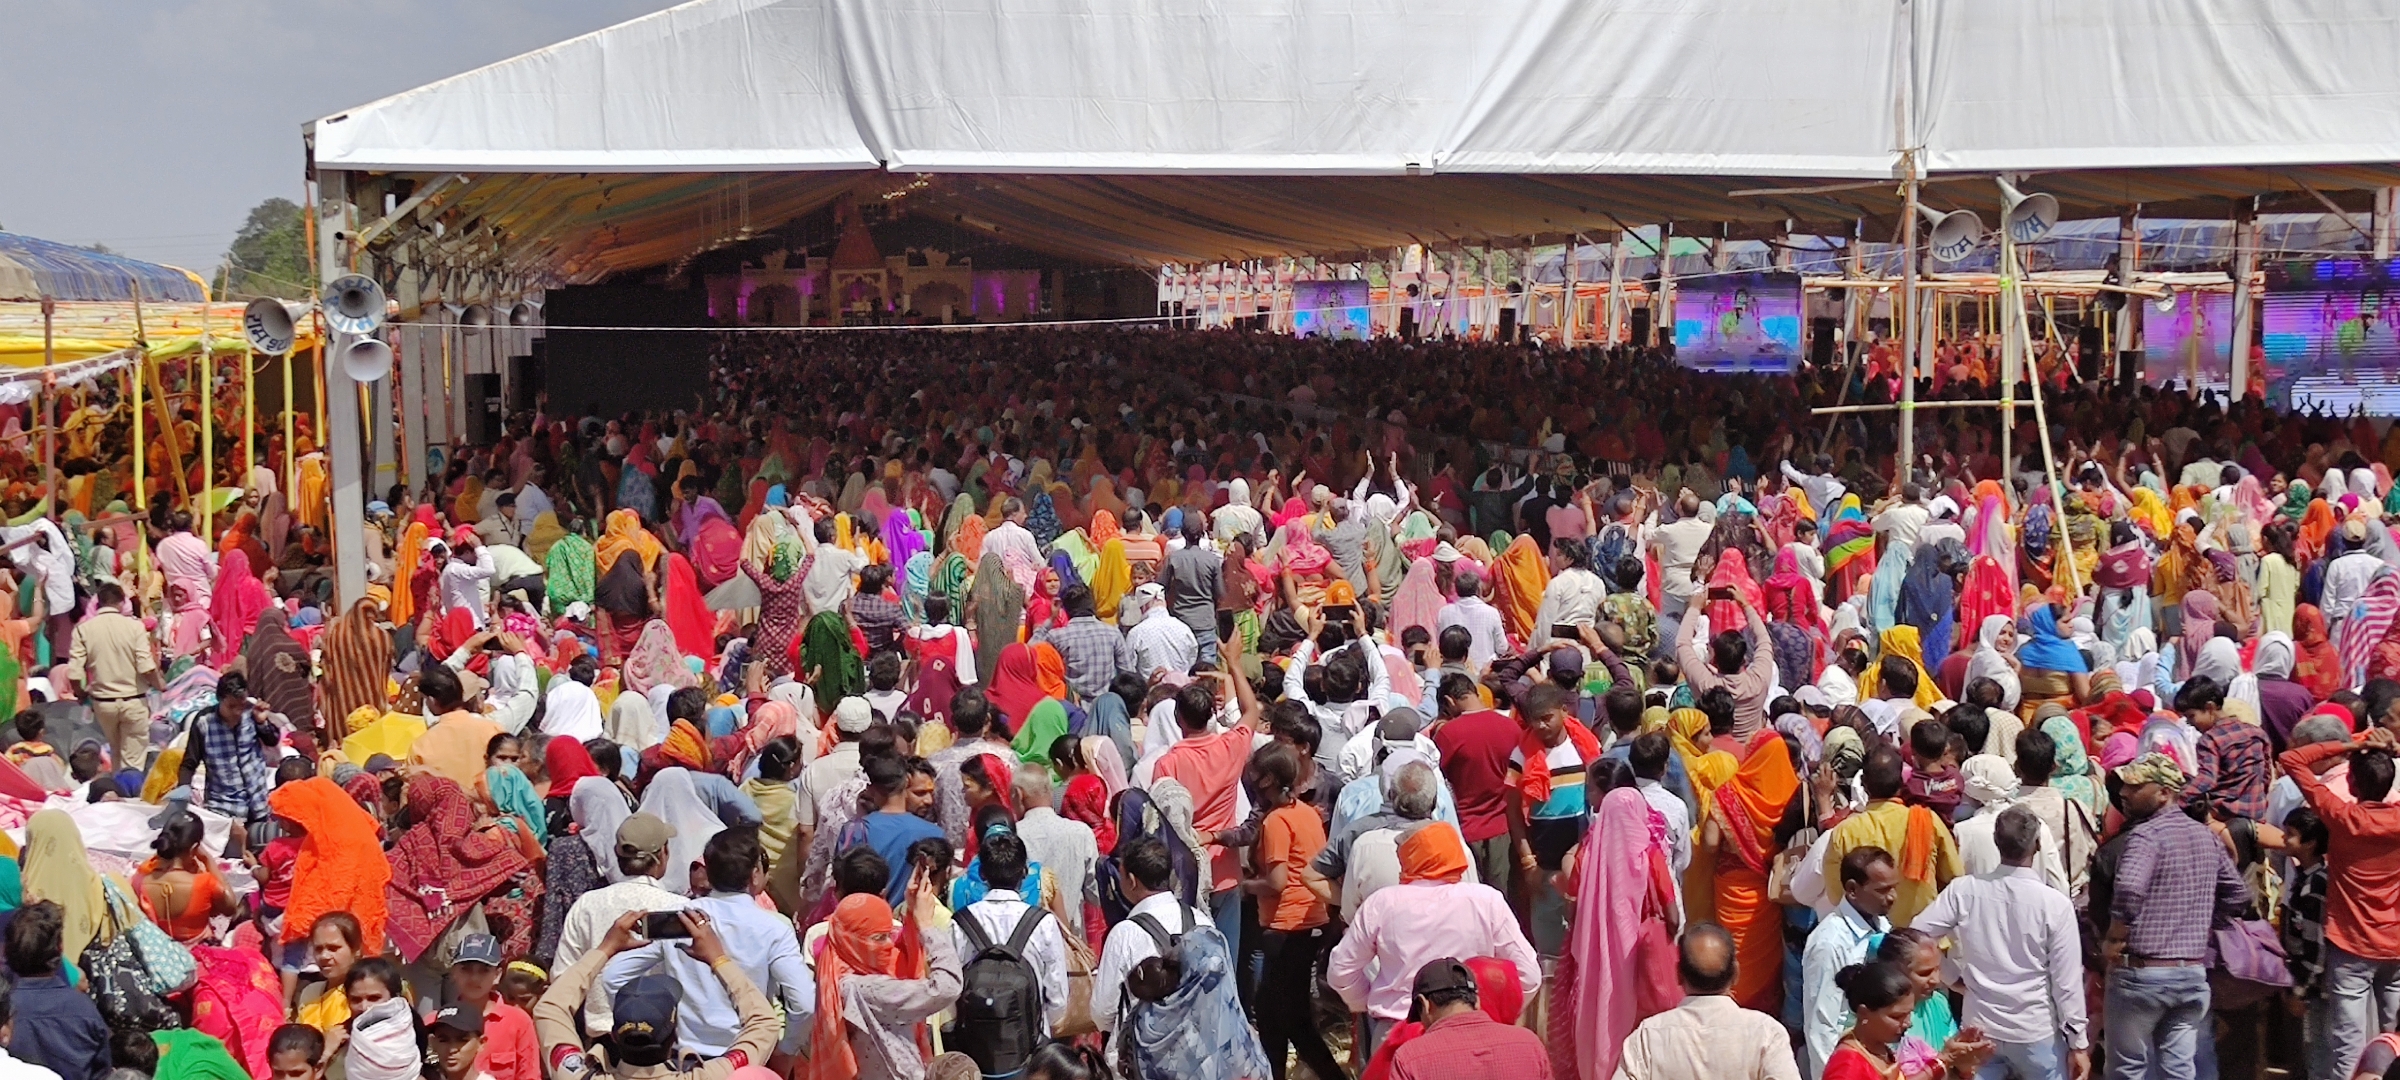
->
[[0, 232, 206, 303]]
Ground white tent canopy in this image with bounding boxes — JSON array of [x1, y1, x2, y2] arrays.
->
[[316, 0, 2400, 178], [306, 0, 2400, 275]]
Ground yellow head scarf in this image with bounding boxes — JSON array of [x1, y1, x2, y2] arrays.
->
[[1866, 625, 1944, 709]]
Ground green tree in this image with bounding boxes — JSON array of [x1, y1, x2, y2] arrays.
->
[[218, 197, 311, 300]]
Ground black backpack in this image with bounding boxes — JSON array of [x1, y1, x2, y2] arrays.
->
[[949, 906, 1050, 1078]]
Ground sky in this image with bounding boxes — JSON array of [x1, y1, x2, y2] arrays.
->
[[0, 0, 667, 273]]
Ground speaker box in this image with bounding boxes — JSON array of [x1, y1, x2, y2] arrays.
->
[[1628, 308, 1652, 350], [509, 343, 545, 413], [1811, 317, 1839, 367], [1497, 306, 1517, 344], [1398, 307, 1418, 342], [461, 373, 502, 445], [2077, 325, 2106, 384]]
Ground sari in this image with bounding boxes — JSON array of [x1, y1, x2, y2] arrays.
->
[[1089, 538, 1133, 623], [242, 609, 315, 724], [986, 644, 1051, 734], [522, 512, 568, 564], [269, 777, 392, 952], [1824, 496, 1877, 603], [385, 775, 538, 963], [1011, 698, 1071, 768], [621, 620, 692, 697], [661, 553, 715, 659], [320, 597, 393, 726], [487, 764, 548, 843], [800, 610, 865, 702], [545, 531, 597, 614], [21, 809, 109, 961], [2293, 604, 2347, 698], [1712, 732, 1799, 1013], [1865, 626, 1944, 710], [1491, 534, 1550, 640], [1554, 788, 1666, 1080], [594, 508, 663, 577], [207, 550, 269, 669], [967, 552, 1025, 685]]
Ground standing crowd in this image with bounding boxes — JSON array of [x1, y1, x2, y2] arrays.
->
[[0, 328, 2393, 1080]]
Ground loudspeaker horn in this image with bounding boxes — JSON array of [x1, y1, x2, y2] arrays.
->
[[508, 301, 539, 327], [459, 304, 492, 328], [324, 274, 388, 336], [1919, 206, 1986, 266], [2153, 289, 2178, 314], [339, 336, 393, 383], [1997, 177, 2060, 245], [241, 298, 305, 356]]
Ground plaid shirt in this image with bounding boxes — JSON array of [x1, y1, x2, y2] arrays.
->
[[847, 592, 905, 653], [2188, 719, 2274, 822], [2109, 808, 2250, 961], [191, 708, 273, 822], [2285, 863, 2328, 997], [1034, 617, 1131, 700]]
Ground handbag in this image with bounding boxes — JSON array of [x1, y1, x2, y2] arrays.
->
[[1631, 848, 1684, 1020], [83, 880, 196, 1032], [1054, 920, 1100, 1037]]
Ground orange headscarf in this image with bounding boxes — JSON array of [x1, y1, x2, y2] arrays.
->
[[1088, 510, 1122, 548], [1490, 534, 1550, 639], [1030, 642, 1069, 701], [595, 508, 664, 576], [1397, 822, 1470, 884], [952, 515, 987, 565], [268, 777, 392, 952], [661, 719, 711, 773], [2298, 499, 2338, 564], [811, 894, 900, 1080]]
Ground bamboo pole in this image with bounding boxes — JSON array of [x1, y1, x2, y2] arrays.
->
[[130, 283, 148, 585], [39, 298, 54, 510], [244, 348, 255, 481], [283, 348, 297, 501]]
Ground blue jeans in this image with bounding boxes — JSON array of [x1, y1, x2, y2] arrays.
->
[[2104, 966, 2210, 1080], [1975, 1036, 2068, 1080], [2325, 942, 2400, 1080], [1211, 888, 1242, 959]]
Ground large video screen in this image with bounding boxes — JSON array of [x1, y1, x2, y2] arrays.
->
[[1291, 280, 1371, 340], [2262, 259, 2400, 414], [1673, 272, 1803, 372], [2141, 290, 2232, 395]]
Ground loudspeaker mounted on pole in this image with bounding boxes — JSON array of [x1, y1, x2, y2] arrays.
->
[[324, 275, 389, 336], [1996, 177, 2060, 245], [241, 298, 307, 356], [1919, 206, 1986, 266], [340, 336, 393, 383], [508, 301, 540, 327]]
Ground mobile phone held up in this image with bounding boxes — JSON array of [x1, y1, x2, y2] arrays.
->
[[643, 911, 692, 940]]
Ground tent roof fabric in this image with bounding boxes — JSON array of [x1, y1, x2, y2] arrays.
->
[[0, 233, 208, 304], [309, 0, 2400, 275]]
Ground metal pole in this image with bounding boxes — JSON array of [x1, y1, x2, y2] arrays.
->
[[130, 284, 148, 587], [1607, 231, 1627, 346], [244, 348, 255, 482], [2000, 228, 2019, 490], [1898, 152, 1919, 476], [318, 167, 368, 608], [1561, 236, 1578, 349], [2229, 202, 2259, 401], [199, 341, 213, 542], [283, 350, 297, 503], [39, 298, 55, 509]]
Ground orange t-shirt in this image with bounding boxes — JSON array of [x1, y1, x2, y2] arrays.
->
[[1259, 803, 1328, 931], [1156, 727, 1254, 892]]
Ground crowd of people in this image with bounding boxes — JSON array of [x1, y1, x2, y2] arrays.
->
[[0, 326, 2396, 1080]]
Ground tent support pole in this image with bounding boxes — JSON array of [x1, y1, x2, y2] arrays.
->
[[39, 298, 55, 515], [2229, 200, 2258, 401], [1898, 152, 1919, 479], [319, 166, 368, 609]]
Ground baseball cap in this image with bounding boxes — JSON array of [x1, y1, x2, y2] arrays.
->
[[833, 696, 875, 733], [1133, 582, 1166, 605], [430, 1002, 484, 1036], [361, 754, 399, 774], [1546, 649, 1587, 681], [610, 974, 684, 1065], [1377, 706, 1425, 745], [617, 813, 676, 860], [1411, 957, 1477, 1000], [453, 933, 502, 968]]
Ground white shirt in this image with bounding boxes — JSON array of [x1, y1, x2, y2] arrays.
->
[[2325, 551, 2384, 622], [1615, 994, 1802, 1080], [951, 894, 1071, 1036], [1872, 503, 1930, 555], [1801, 900, 1888, 1078], [1910, 866, 2090, 1050], [0, 1047, 64, 1080], [1953, 805, 2069, 895], [1531, 568, 1609, 648], [437, 547, 497, 627], [981, 521, 1044, 574], [1283, 639, 1391, 772], [1015, 807, 1099, 943], [553, 877, 684, 1028], [1094, 892, 1198, 1036], [1126, 606, 1199, 680], [1650, 518, 1714, 602], [1635, 777, 1692, 920], [598, 890, 815, 1055], [1434, 597, 1509, 671]]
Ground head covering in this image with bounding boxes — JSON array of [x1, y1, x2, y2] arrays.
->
[[322, 597, 394, 725], [269, 777, 392, 950], [19, 809, 106, 960], [622, 620, 692, 696], [2041, 713, 2103, 818], [1563, 787, 1660, 1080], [2016, 604, 2089, 673], [1866, 626, 1944, 708], [2115, 752, 2188, 789], [385, 774, 533, 961], [1397, 822, 1471, 884], [207, 550, 270, 668], [2177, 590, 2222, 680], [1961, 755, 2019, 810], [638, 767, 725, 896], [346, 1000, 423, 1080], [486, 764, 548, 842], [810, 893, 901, 1080], [570, 776, 634, 880]]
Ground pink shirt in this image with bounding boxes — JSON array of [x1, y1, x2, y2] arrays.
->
[[1324, 879, 1539, 1022]]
